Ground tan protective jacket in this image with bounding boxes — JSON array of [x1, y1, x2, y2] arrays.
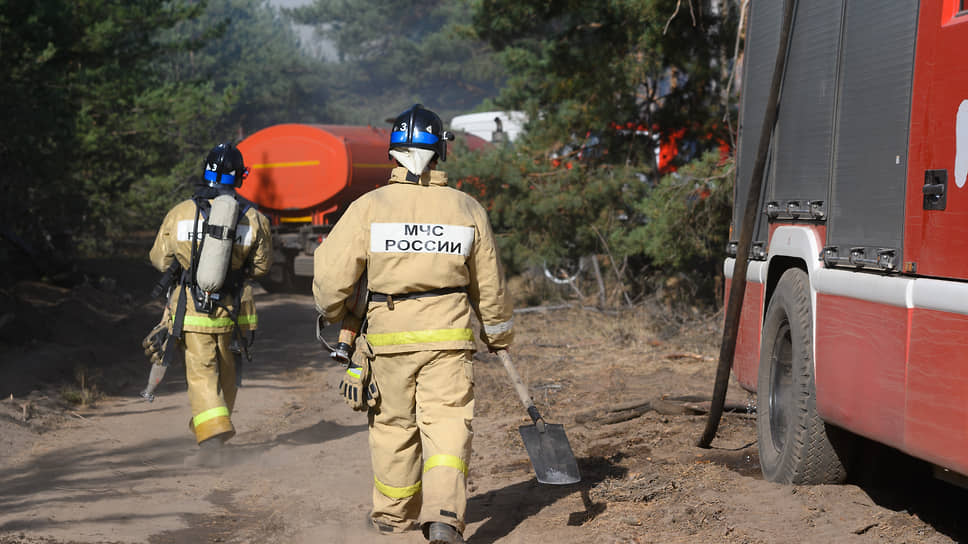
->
[[313, 167, 513, 354], [149, 196, 272, 334]]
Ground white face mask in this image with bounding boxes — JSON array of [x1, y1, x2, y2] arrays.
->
[[390, 147, 437, 177]]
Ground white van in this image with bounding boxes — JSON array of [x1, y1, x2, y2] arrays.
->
[[449, 111, 527, 144]]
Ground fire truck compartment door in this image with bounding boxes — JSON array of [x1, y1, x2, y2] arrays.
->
[[904, 5, 968, 280]]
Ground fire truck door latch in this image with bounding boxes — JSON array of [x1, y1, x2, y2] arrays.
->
[[923, 169, 947, 211]]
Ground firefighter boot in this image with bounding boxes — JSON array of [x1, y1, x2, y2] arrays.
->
[[423, 522, 464, 544]]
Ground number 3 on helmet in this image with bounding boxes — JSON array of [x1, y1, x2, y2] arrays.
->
[[203, 143, 249, 188], [389, 104, 455, 162]]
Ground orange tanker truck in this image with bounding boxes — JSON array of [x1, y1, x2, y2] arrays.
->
[[237, 124, 396, 288], [237, 122, 489, 288]]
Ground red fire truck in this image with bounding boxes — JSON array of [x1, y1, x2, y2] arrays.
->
[[728, 1, 968, 485]]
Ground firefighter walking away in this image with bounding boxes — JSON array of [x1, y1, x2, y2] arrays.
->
[[313, 104, 514, 543], [148, 142, 272, 466]]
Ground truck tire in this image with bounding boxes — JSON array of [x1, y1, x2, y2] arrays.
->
[[757, 268, 847, 484]]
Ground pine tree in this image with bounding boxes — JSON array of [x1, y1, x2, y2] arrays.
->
[[288, 0, 506, 124]]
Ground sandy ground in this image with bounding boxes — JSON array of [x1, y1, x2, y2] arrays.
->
[[2, 263, 968, 544]]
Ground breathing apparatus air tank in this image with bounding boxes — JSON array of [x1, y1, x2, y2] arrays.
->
[[195, 194, 240, 311]]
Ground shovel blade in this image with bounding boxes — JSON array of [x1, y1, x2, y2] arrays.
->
[[518, 423, 581, 485]]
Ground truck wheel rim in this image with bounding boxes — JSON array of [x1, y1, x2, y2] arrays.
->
[[769, 320, 794, 452]]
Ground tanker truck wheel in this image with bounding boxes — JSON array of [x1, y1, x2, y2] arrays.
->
[[756, 268, 847, 485]]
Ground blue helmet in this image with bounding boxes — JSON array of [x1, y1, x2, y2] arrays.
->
[[203, 143, 247, 188], [389, 104, 454, 162]]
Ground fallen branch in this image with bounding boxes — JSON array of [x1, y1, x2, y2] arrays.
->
[[514, 304, 573, 314], [532, 341, 602, 348], [599, 404, 652, 425], [681, 400, 753, 416], [574, 403, 646, 425], [574, 395, 754, 425], [664, 352, 712, 361], [853, 523, 878, 536]]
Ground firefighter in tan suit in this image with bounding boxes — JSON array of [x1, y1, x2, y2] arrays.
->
[[313, 105, 513, 544], [149, 143, 272, 462]]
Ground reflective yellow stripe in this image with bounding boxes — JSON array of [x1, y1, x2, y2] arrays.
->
[[183, 315, 234, 328], [181, 314, 257, 328], [279, 216, 312, 223], [193, 406, 230, 428], [239, 314, 257, 326], [346, 367, 361, 379], [373, 477, 422, 499], [250, 160, 319, 169], [367, 328, 474, 347], [423, 454, 468, 476]]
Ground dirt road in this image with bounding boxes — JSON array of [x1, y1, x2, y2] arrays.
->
[[2, 278, 968, 543]]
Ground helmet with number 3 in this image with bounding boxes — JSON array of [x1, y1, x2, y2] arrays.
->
[[389, 104, 454, 162], [203, 143, 248, 188]]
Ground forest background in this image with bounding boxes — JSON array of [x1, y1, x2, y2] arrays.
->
[[0, 0, 743, 306]]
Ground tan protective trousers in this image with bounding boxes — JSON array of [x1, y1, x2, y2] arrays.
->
[[368, 349, 474, 534], [183, 331, 237, 444]]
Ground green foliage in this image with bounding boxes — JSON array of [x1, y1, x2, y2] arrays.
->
[[450, 0, 740, 303], [69, 1, 237, 253], [0, 0, 741, 306], [288, 0, 506, 124], [0, 1, 77, 251], [449, 130, 733, 305], [0, 0, 220, 257], [61, 364, 103, 407], [448, 136, 649, 275], [0, 0, 332, 262], [162, 0, 331, 136], [628, 151, 734, 296], [473, 0, 739, 171]]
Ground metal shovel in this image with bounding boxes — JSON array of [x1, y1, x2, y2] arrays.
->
[[496, 350, 581, 485]]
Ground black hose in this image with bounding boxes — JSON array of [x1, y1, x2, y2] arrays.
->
[[697, 0, 797, 448]]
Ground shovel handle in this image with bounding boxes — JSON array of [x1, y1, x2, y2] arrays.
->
[[496, 350, 544, 426]]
